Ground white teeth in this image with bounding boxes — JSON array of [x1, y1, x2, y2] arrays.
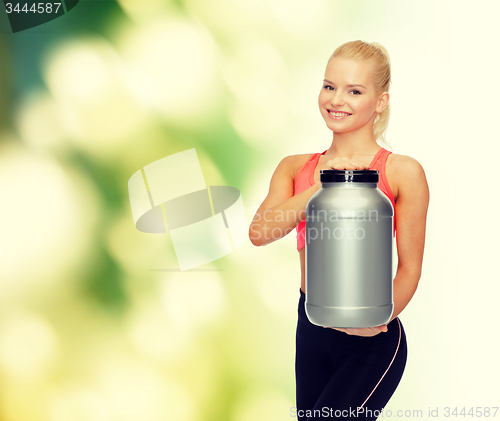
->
[[330, 111, 350, 117]]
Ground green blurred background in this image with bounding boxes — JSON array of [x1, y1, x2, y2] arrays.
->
[[1, 0, 500, 420]]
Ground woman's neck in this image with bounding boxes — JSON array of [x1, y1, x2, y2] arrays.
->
[[325, 133, 380, 158]]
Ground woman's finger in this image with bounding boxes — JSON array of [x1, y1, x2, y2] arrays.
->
[[326, 158, 369, 171], [326, 160, 356, 170]]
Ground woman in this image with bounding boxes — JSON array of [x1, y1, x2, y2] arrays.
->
[[249, 40, 429, 420]]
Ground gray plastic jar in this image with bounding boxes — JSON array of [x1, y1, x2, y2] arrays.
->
[[305, 169, 394, 328]]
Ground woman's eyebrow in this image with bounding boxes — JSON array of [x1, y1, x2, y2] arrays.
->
[[323, 79, 366, 89]]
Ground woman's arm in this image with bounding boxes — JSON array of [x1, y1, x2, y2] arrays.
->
[[333, 155, 430, 336], [389, 155, 430, 323], [248, 155, 320, 247]]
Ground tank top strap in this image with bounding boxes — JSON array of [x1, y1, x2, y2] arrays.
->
[[370, 147, 396, 238], [307, 149, 328, 185], [296, 150, 327, 175], [369, 147, 388, 169], [295, 153, 318, 178], [370, 147, 393, 191], [377, 148, 392, 165], [294, 149, 328, 193]]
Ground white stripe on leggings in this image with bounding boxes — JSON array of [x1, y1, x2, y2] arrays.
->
[[359, 318, 402, 409]]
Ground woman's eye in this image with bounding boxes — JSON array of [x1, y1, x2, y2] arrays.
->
[[323, 85, 361, 95]]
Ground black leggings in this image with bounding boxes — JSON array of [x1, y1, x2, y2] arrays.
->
[[295, 289, 407, 420]]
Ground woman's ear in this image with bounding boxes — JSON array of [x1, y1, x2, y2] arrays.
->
[[377, 92, 390, 112]]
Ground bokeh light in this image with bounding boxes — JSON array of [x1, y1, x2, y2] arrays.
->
[[15, 90, 67, 150], [231, 384, 295, 421], [42, 37, 151, 155], [0, 141, 99, 300], [0, 311, 59, 379], [116, 16, 222, 129], [160, 271, 227, 331]]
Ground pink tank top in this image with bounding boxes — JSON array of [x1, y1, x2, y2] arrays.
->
[[293, 148, 397, 251]]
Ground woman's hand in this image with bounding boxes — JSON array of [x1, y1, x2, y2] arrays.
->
[[326, 157, 371, 171], [314, 157, 370, 185], [323, 324, 388, 337]]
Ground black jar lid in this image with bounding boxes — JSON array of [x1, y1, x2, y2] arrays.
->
[[320, 169, 379, 183]]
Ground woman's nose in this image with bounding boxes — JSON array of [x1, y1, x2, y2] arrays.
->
[[330, 91, 345, 106]]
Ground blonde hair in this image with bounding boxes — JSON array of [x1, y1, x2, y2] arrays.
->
[[330, 40, 392, 150]]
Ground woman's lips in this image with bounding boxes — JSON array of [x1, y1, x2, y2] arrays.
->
[[328, 110, 351, 120]]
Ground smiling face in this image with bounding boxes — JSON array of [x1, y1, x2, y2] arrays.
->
[[318, 56, 388, 135]]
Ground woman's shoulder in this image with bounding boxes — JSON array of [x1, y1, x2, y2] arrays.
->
[[281, 152, 317, 179], [386, 152, 428, 198], [387, 152, 426, 174]]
